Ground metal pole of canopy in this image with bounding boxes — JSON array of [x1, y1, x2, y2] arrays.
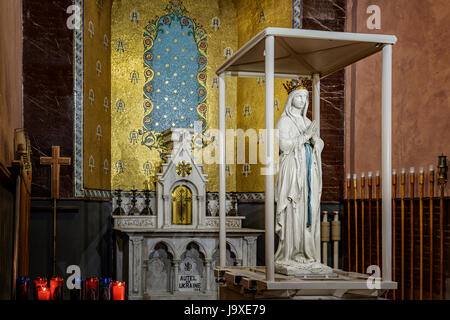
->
[[382, 44, 393, 281], [265, 35, 275, 282], [218, 73, 227, 267]]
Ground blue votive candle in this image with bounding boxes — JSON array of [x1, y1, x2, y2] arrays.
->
[[69, 278, 83, 301], [16, 277, 30, 300], [99, 278, 112, 300]]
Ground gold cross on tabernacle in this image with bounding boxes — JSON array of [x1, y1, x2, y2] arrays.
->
[[40, 146, 71, 199]]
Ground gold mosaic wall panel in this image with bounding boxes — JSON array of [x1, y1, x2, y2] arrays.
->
[[111, 0, 238, 192], [82, 0, 293, 193], [84, 0, 112, 192], [234, 0, 291, 192]]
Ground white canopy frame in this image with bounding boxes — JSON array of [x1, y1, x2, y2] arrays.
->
[[216, 28, 397, 283]]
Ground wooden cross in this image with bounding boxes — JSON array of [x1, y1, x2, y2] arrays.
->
[[40, 146, 71, 199], [39, 146, 71, 276]]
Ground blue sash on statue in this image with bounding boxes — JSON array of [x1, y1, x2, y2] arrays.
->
[[304, 142, 312, 228]]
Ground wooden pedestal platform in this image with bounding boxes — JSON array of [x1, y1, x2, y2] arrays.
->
[[215, 267, 397, 300]]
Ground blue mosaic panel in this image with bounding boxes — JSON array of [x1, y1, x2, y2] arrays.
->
[[142, 2, 207, 154]]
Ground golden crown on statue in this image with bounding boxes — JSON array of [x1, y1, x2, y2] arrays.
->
[[283, 78, 308, 94]]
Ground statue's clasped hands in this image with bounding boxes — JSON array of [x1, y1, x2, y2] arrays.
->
[[305, 120, 318, 141]]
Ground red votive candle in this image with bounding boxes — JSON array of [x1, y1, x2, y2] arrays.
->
[[50, 277, 64, 300], [112, 281, 125, 300], [85, 277, 99, 300], [33, 277, 47, 300], [37, 286, 50, 300]]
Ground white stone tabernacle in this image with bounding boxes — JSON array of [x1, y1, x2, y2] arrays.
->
[[113, 128, 263, 300], [274, 83, 333, 276]]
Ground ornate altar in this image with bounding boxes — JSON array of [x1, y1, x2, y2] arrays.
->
[[113, 129, 263, 300]]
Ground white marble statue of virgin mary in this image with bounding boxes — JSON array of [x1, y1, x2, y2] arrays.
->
[[274, 86, 332, 275]]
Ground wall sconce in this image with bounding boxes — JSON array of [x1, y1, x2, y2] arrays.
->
[[14, 128, 28, 160]]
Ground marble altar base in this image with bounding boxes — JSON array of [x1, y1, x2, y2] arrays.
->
[[114, 229, 263, 300]]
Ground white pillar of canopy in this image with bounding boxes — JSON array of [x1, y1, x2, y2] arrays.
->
[[218, 73, 226, 267], [312, 73, 320, 135], [264, 35, 275, 282], [382, 44, 393, 281]]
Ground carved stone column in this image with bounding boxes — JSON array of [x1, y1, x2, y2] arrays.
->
[[173, 259, 180, 292], [205, 259, 212, 292], [244, 236, 257, 266], [142, 259, 148, 296], [197, 195, 204, 227], [130, 236, 143, 297], [162, 194, 170, 228]]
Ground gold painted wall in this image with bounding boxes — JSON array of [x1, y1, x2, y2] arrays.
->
[[84, 0, 112, 192], [234, 0, 291, 192], [111, 0, 238, 192]]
